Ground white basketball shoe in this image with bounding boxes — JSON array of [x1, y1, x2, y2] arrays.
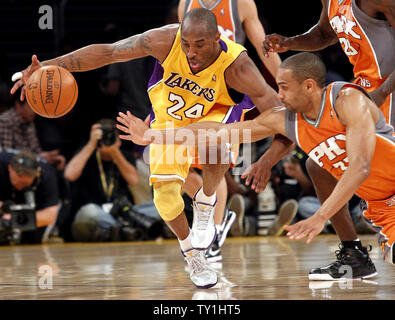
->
[[183, 248, 218, 288], [191, 196, 217, 250]]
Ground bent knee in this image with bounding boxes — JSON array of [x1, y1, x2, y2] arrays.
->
[[153, 181, 184, 221]]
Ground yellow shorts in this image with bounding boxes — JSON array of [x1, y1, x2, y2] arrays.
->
[[149, 103, 249, 184]]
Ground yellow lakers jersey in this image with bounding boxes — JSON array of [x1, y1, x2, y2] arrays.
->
[[147, 28, 246, 129]]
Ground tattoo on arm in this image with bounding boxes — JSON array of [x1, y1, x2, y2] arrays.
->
[[140, 32, 153, 52], [114, 35, 139, 52], [114, 31, 153, 54], [56, 59, 67, 69], [53, 54, 82, 71]]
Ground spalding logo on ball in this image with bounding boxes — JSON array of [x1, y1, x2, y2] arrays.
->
[[25, 65, 78, 118]]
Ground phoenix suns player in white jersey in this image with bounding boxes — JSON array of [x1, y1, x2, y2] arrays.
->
[[11, 8, 292, 288]]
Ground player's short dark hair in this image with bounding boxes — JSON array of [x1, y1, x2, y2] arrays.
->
[[280, 52, 327, 88], [181, 8, 218, 37]]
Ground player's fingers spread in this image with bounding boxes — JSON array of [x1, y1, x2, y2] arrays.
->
[[10, 82, 21, 95], [32, 55, 41, 66], [306, 232, 316, 244], [20, 87, 26, 101], [286, 223, 302, 238], [245, 171, 254, 186], [253, 176, 261, 192], [116, 124, 129, 134], [295, 230, 309, 240], [119, 134, 133, 141], [116, 115, 129, 126], [126, 110, 135, 119], [289, 225, 305, 239]]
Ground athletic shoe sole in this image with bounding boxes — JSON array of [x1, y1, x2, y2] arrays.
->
[[228, 194, 245, 237], [309, 271, 378, 281], [268, 199, 298, 236]]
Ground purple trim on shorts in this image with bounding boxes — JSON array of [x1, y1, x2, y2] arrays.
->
[[240, 94, 255, 110], [224, 107, 243, 124], [224, 94, 255, 123], [135, 145, 146, 158], [149, 109, 155, 127], [147, 60, 164, 90]]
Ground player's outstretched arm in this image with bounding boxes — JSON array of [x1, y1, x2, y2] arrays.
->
[[262, 0, 338, 55], [116, 107, 284, 147], [11, 24, 178, 100], [285, 88, 378, 243]]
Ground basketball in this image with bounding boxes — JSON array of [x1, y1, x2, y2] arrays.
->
[[25, 65, 78, 118]]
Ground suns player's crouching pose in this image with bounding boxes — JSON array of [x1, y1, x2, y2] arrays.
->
[[11, 8, 293, 288], [262, 0, 395, 280], [118, 53, 395, 270]]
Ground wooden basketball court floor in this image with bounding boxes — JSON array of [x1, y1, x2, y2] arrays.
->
[[0, 234, 393, 300]]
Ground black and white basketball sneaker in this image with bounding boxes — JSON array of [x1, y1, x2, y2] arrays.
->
[[309, 243, 377, 280], [205, 209, 236, 262]]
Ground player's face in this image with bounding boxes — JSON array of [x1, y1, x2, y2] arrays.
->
[[8, 166, 35, 191], [276, 68, 310, 113], [181, 24, 220, 74]]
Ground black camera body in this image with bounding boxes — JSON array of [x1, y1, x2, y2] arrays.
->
[[99, 124, 117, 146], [1, 191, 37, 232], [110, 196, 163, 240]]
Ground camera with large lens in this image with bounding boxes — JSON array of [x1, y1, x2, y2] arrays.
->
[[110, 196, 163, 241], [99, 124, 117, 146], [0, 191, 36, 232]]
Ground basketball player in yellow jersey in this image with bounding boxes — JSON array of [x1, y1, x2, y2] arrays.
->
[[257, 0, 394, 280], [178, 0, 283, 263], [11, 8, 292, 289]]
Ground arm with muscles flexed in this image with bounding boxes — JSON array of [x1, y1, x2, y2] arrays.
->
[[10, 24, 178, 100], [284, 88, 379, 243]]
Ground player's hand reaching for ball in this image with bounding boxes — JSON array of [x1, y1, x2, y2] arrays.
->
[[10, 55, 43, 101], [262, 34, 291, 56], [117, 111, 153, 146]]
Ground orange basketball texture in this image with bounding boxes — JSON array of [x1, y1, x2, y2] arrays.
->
[[25, 65, 78, 118]]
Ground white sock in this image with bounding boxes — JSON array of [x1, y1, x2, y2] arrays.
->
[[195, 187, 216, 205], [178, 230, 192, 252]]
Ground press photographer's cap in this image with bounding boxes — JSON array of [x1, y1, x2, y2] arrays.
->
[[10, 151, 41, 177]]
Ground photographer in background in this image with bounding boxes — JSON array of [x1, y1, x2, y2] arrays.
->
[[0, 94, 66, 171], [63, 119, 141, 242], [0, 150, 60, 244]]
